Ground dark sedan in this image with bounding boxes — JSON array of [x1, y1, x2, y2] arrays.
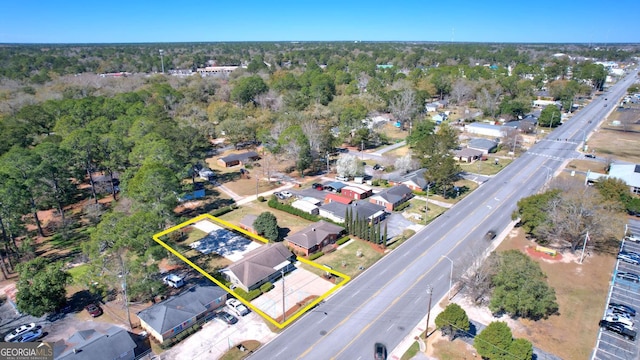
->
[[217, 311, 238, 325]]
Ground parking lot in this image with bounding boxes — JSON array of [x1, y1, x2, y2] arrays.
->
[[593, 219, 640, 360]]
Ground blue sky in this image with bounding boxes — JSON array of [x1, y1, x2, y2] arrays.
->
[[1, 0, 638, 43]]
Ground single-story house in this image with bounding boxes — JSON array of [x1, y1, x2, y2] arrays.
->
[[136, 285, 227, 344], [587, 164, 640, 195], [239, 214, 258, 234], [323, 181, 347, 193], [369, 185, 414, 211], [318, 201, 386, 224], [217, 151, 260, 168], [340, 185, 373, 200], [425, 102, 439, 112], [223, 243, 295, 292], [54, 326, 138, 360], [300, 196, 322, 206], [464, 122, 507, 138], [291, 199, 320, 215], [454, 148, 484, 162], [468, 138, 498, 154], [388, 169, 429, 191], [285, 221, 345, 256], [198, 167, 215, 181], [93, 172, 120, 194], [318, 202, 349, 223], [324, 193, 353, 205], [432, 113, 448, 124]]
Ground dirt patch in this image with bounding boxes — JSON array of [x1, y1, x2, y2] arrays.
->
[[588, 106, 640, 163], [524, 245, 565, 262]]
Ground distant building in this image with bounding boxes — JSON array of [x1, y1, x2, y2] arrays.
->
[[197, 65, 240, 76]]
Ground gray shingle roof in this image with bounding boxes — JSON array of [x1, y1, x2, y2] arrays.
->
[[219, 151, 259, 163], [389, 169, 428, 189], [373, 185, 413, 204], [468, 138, 498, 151], [56, 326, 137, 360], [136, 285, 226, 334], [348, 201, 386, 220], [286, 221, 344, 249], [226, 243, 293, 290]]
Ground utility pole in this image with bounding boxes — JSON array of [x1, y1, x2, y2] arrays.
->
[[579, 232, 590, 264], [117, 254, 132, 330], [425, 285, 433, 342], [424, 183, 430, 223], [326, 152, 330, 174], [361, 141, 364, 161], [159, 49, 165, 74], [281, 269, 286, 322]]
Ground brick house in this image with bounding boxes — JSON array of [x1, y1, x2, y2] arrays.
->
[[369, 185, 413, 211], [216, 151, 260, 167], [285, 221, 345, 256]]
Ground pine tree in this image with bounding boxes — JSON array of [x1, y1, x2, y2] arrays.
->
[[345, 208, 351, 234], [383, 223, 388, 247]]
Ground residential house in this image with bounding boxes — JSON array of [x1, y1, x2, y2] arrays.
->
[[340, 185, 373, 200], [425, 102, 439, 112], [93, 172, 120, 194], [136, 285, 227, 344], [223, 243, 295, 292], [324, 193, 353, 205], [216, 151, 260, 168], [468, 138, 498, 154], [388, 169, 429, 191], [454, 148, 484, 162], [54, 326, 139, 360], [369, 185, 414, 211], [587, 164, 640, 195], [239, 214, 258, 234], [291, 199, 319, 215], [318, 202, 348, 223], [464, 122, 507, 138], [300, 196, 322, 206], [318, 201, 386, 224], [285, 221, 345, 256], [432, 113, 448, 124]]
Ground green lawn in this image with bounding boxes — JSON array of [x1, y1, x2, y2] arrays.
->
[[67, 264, 90, 285], [404, 199, 448, 225], [300, 239, 384, 279], [217, 200, 315, 236], [458, 157, 513, 175]]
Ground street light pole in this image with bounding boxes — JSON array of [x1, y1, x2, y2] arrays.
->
[[281, 269, 286, 322], [441, 255, 454, 300], [424, 183, 430, 223], [159, 49, 165, 74], [425, 285, 433, 343]]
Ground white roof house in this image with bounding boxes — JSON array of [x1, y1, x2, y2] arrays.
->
[[586, 164, 640, 195], [291, 199, 320, 215], [464, 122, 506, 138]]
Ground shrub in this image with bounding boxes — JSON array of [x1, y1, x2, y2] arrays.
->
[[308, 251, 325, 261], [268, 198, 322, 222], [257, 195, 265, 202], [336, 235, 351, 245], [260, 282, 274, 293], [234, 287, 262, 301], [210, 204, 238, 217], [394, 201, 411, 211]]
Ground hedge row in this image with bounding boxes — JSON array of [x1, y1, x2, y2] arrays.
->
[[336, 235, 351, 246], [394, 201, 411, 212], [309, 251, 325, 261], [210, 204, 238, 217], [234, 287, 262, 301], [268, 197, 322, 222], [260, 282, 274, 293]]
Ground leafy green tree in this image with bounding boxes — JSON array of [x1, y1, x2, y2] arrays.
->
[[253, 212, 279, 242], [595, 177, 631, 209], [474, 321, 513, 360], [122, 162, 181, 215], [489, 250, 558, 319], [16, 258, 71, 316], [512, 190, 561, 238], [537, 105, 562, 128], [231, 76, 269, 105], [509, 338, 534, 360], [309, 74, 336, 105], [414, 123, 460, 196], [499, 98, 531, 119], [33, 142, 76, 223], [435, 303, 470, 340]]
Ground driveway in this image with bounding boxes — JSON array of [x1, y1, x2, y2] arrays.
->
[[251, 266, 334, 319], [383, 213, 415, 239], [161, 311, 275, 360], [191, 220, 261, 261]]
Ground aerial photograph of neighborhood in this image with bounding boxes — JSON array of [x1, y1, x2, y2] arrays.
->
[[1, 1, 640, 359]]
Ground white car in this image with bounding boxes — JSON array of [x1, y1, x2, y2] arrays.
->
[[11, 328, 42, 343], [604, 314, 635, 330], [226, 298, 250, 317], [280, 190, 293, 198], [625, 234, 640, 243], [4, 323, 36, 342]]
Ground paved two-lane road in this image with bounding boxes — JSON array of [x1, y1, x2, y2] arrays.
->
[[251, 70, 639, 360]]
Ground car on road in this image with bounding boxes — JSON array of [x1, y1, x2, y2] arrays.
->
[[85, 303, 103, 317], [274, 192, 286, 200], [10, 328, 43, 343], [609, 303, 637, 317], [280, 190, 293, 198], [217, 311, 238, 325], [603, 314, 635, 330], [617, 253, 640, 265], [4, 323, 37, 342], [226, 298, 250, 317], [484, 230, 497, 241], [374, 342, 387, 360], [600, 319, 636, 340], [617, 271, 640, 283]]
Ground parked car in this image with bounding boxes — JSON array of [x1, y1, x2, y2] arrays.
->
[[336, 175, 349, 182], [484, 230, 497, 241], [620, 250, 640, 258], [374, 342, 387, 360], [600, 319, 637, 340], [617, 271, 640, 283], [217, 311, 238, 325], [280, 190, 293, 198], [603, 314, 635, 330], [274, 192, 286, 200], [226, 298, 250, 317], [607, 309, 634, 321], [617, 253, 640, 265], [609, 303, 637, 317], [85, 303, 103, 317], [4, 323, 36, 342], [163, 274, 185, 288], [373, 164, 385, 171], [584, 154, 596, 159], [10, 328, 43, 343], [625, 234, 640, 242], [312, 183, 324, 190]]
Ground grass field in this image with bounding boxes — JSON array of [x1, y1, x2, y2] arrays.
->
[[458, 157, 513, 175], [404, 198, 447, 225], [217, 200, 315, 236], [300, 239, 384, 279], [587, 106, 640, 163]]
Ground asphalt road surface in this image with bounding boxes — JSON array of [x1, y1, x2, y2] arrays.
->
[[251, 70, 640, 360]]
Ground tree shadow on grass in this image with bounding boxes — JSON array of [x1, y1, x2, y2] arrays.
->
[[277, 227, 291, 240]]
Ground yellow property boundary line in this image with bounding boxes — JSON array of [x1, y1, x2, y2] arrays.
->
[[152, 213, 351, 328]]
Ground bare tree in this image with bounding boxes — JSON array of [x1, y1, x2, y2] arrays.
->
[[389, 88, 416, 132], [537, 180, 625, 252], [451, 78, 473, 105], [475, 86, 502, 120], [255, 89, 283, 111], [394, 152, 418, 174], [501, 127, 523, 154], [336, 154, 361, 177], [356, 72, 370, 93], [300, 119, 322, 156], [458, 247, 499, 305]]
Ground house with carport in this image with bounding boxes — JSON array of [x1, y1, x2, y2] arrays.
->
[[217, 151, 260, 168], [285, 221, 345, 256], [318, 201, 386, 224], [369, 185, 413, 211], [136, 284, 227, 344], [222, 243, 295, 292]]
